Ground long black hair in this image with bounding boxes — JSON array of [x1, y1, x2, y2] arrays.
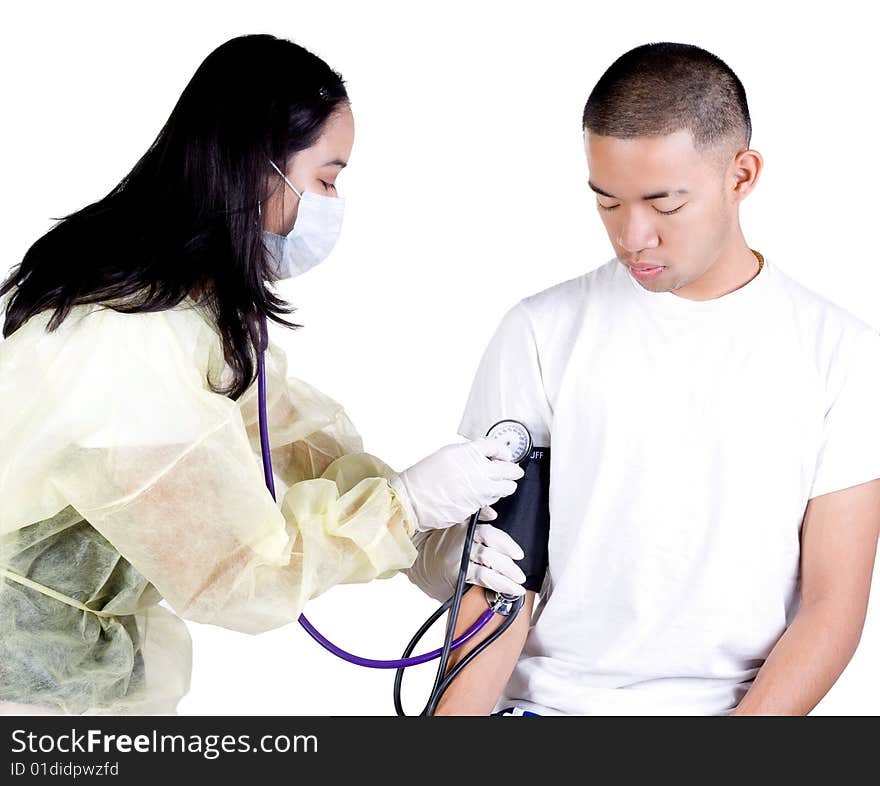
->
[[1, 34, 349, 400]]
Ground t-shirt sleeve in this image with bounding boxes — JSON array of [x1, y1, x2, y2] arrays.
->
[[458, 302, 553, 447], [809, 328, 880, 500]]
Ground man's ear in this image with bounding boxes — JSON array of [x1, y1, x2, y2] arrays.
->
[[729, 148, 763, 203]]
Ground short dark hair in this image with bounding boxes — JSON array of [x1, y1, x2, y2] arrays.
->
[[582, 42, 751, 154]]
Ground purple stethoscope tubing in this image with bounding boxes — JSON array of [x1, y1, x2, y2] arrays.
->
[[255, 317, 492, 669]]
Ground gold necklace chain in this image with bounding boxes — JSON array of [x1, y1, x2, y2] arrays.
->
[[752, 249, 764, 274]]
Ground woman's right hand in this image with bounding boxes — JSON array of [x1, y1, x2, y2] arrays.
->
[[389, 438, 524, 532]]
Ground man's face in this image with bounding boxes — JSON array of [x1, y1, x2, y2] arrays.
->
[[585, 129, 736, 294]]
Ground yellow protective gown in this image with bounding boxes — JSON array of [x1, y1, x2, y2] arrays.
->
[[0, 299, 417, 714]]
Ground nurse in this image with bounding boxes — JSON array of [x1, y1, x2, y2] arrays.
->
[[0, 34, 525, 715]]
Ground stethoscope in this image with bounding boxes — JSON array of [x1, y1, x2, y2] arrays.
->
[[256, 317, 528, 715]]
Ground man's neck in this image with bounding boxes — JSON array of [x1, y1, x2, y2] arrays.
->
[[674, 243, 762, 301]]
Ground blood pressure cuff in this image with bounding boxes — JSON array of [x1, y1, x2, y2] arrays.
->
[[491, 447, 550, 592]]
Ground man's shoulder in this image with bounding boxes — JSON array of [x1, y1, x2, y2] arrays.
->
[[768, 261, 878, 341], [515, 258, 618, 323]]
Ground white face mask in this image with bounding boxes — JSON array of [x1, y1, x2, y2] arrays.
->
[[261, 159, 345, 279]]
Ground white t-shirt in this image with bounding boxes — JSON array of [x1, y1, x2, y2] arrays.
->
[[458, 256, 880, 715]]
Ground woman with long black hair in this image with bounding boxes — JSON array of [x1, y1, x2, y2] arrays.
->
[[0, 34, 526, 715]]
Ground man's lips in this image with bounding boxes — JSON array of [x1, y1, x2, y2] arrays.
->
[[626, 260, 666, 281], [626, 260, 664, 271]]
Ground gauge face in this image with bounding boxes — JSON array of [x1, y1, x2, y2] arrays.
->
[[485, 420, 532, 464]]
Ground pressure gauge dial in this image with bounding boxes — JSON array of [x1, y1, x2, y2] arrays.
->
[[485, 420, 533, 465]]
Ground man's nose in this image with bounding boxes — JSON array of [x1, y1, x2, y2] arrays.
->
[[616, 211, 659, 254]]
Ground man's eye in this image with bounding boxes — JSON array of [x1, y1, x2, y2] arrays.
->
[[597, 203, 619, 211], [655, 204, 685, 215]]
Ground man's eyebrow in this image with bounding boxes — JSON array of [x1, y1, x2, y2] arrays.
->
[[588, 181, 689, 200], [322, 159, 348, 168], [642, 188, 689, 200]]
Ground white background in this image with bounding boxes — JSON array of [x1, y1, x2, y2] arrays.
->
[[2, 0, 878, 715]]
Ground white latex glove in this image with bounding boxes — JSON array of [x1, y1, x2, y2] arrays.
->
[[389, 438, 523, 533], [404, 523, 527, 600], [467, 523, 527, 597]]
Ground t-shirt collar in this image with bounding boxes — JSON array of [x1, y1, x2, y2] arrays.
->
[[620, 251, 771, 314]]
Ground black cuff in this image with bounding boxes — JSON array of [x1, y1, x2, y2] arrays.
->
[[490, 447, 550, 591]]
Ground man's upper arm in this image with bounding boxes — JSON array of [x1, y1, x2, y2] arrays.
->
[[457, 302, 552, 446], [800, 478, 880, 610], [801, 325, 880, 612]]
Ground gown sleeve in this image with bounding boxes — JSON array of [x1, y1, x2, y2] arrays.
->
[[0, 304, 417, 634]]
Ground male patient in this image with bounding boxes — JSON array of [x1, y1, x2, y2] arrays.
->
[[404, 42, 880, 715]]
